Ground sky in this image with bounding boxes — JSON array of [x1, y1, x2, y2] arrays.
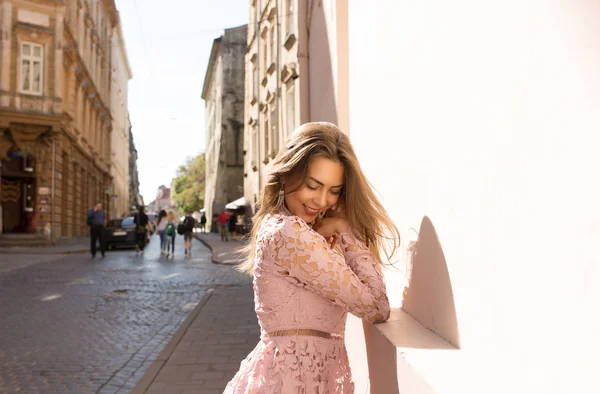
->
[[114, 0, 249, 203]]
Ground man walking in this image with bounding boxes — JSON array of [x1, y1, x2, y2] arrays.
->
[[87, 203, 106, 258], [133, 205, 149, 255], [218, 209, 229, 242], [199, 212, 207, 233], [182, 211, 196, 255]]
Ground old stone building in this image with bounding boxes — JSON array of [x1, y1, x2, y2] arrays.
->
[[146, 184, 170, 214], [202, 25, 247, 222], [243, 0, 309, 214], [109, 16, 132, 219], [128, 121, 141, 212], [0, 0, 124, 243]]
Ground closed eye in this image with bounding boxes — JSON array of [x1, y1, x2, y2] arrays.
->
[[306, 183, 342, 195]]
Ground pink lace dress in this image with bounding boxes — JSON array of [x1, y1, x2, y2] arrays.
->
[[224, 208, 390, 394]]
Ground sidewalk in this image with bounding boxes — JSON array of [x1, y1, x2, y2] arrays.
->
[[193, 231, 246, 265], [0, 237, 90, 255], [132, 233, 259, 394]]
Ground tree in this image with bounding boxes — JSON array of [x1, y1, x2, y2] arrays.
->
[[172, 153, 205, 213]]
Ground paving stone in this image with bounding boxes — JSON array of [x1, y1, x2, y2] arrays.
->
[[136, 257, 260, 392], [0, 234, 250, 393]]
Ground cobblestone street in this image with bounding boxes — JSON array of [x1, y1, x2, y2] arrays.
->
[[0, 234, 250, 394]]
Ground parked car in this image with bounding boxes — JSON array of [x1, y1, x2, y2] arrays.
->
[[104, 217, 137, 250]]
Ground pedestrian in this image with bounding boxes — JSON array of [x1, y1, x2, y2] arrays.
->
[[236, 213, 244, 235], [227, 210, 237, 239], [182, 211, 196, 255], [164, 211, 177, 258], [217, 209, 229, 242], [199, 212, 207, 233], [223, 122, 400, 393], [156, 209, 168, 255], [87, 202, 106, 258], [133, 205, 149, 255]]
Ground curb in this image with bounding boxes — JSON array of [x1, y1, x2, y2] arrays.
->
[[0, 248, 89, 255], [193, 234, 228, 265], [131, 288, 215, 394]]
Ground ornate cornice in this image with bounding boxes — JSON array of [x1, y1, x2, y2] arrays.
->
[[0, 123, 58, 160]]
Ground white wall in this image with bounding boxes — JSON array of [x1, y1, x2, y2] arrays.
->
[[347, 0, 600, 392]]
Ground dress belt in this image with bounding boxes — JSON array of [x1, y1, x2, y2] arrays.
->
[[265, 328, 344, 340]]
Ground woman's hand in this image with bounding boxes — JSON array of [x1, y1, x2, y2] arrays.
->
[[314, 204, 350, 249]]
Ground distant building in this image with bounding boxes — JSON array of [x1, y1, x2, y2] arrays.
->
[[109, 17, 133, 219], [169, 178, 180, 219], [201, 25, 247, 222], [146, 185, 170, 214], [128, 122, 141, 213]]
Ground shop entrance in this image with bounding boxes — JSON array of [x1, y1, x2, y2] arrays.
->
[[1, 157, 36, 233]]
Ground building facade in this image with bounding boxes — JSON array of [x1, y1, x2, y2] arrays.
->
[[146, 185, 170, 215], [202, 25, 246, 222], [0, 0, 124, 242], [109, 17, 132, 218], [243, 0, 309, 214], [128, 123, 141, 213]]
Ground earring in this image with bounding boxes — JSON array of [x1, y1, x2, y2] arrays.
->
[[275, 185, 285, 210]]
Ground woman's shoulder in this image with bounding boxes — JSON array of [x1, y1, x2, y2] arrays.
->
[[258, 211, 311, 241]]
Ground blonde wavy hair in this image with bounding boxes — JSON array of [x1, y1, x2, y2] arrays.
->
[[238, 122, 400, 274]]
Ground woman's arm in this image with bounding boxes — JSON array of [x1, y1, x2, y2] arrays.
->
[[267, 215, 390, 323]]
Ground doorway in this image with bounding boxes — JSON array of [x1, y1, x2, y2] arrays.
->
[[1, 157, 36, 233], [1, 178, 24, 233]]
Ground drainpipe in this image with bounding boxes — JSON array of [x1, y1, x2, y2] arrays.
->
[[51, 138, 56, 244], [0, 162, 2, 235], [276, 0, 280, 147], [256, 5, 262, 190]]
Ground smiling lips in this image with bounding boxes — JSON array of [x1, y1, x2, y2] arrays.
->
[[303, 204, 320, 217]]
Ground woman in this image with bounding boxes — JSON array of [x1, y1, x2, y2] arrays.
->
[[164, 211, 177, 258], [224, 122, 400, 393], [156, 209, 168, 255], [133, 205, 149, 255]]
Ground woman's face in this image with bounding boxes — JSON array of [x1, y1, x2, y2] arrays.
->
[[284, 156, 344, 223]]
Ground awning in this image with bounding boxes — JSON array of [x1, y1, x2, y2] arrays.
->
[[225, 196, 247, 210]]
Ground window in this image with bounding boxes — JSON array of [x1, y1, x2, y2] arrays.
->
[[20, 42, 43, 95], [270, 105, 278, 155], [262, 33, 268, 73], [286, 0, 295, 36], [263, 118, 269, 163], [270, 27, 276, 66], [252, 126, 259, 169], [286, 84, 295, 136], [253, 64, 258, 100]]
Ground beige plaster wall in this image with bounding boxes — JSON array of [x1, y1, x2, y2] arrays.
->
[[307, 0, 349, 132], [345, 0, 600, 392]]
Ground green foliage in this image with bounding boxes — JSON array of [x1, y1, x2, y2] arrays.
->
[[172, 153, 205, 213]]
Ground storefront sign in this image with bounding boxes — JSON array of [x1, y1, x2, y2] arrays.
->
[[38, 187, 50, 195]]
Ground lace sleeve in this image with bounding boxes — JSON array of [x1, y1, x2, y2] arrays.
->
[[267, 216, 390, 323]]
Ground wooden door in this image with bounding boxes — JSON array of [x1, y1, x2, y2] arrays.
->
[[1, 178, 23, 233]]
